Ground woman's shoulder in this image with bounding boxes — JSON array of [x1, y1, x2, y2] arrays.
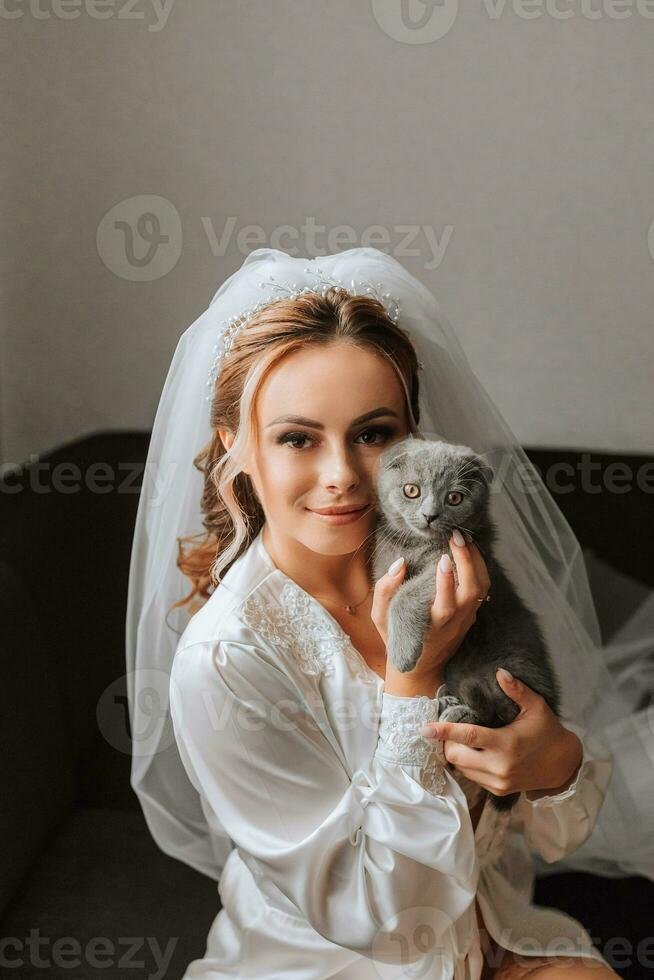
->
[[174, 526, 362, 686], [171, 574, 320, 702], [175, 529, 281, 656], [175, 548, 355, 689]]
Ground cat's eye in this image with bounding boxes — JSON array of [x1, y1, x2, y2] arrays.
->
[[447, 491, 464, 506], [403, 483, 421, 499]]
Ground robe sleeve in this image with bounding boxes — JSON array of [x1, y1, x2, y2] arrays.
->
[[169, 638, 479, 962], [508, 718, 614, 863]]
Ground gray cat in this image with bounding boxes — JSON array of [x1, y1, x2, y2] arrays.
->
[[371, 436, 562, 812]]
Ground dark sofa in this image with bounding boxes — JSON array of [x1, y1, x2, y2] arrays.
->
[[0, 432, 652, 979]]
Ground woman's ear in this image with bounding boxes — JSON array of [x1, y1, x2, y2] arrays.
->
[[219, 429, 235, 454], [219, 429, 251, 477]]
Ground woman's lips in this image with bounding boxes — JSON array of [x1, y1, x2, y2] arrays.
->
[[306, 506, 368, 526]]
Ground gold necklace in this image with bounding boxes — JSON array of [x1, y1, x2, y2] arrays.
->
[[311, 583, 373, 615]]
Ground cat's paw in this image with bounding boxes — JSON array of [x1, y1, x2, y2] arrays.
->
[[390, 654, 421, 673], [436, 693, 461, 716], [387, 637, 423, 673], [438, 702, 480, 725]]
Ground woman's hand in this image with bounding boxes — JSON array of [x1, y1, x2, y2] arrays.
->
[[418, 669, 584, 798], [372, 530, 491, 692]]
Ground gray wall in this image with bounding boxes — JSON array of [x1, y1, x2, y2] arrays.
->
[[2, 0, 653, 467]]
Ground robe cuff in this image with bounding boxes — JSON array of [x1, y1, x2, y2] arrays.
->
[[523, 721, 588, 807], [374, 692, 451, 794]]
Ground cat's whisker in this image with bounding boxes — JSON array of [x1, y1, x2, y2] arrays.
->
[[367, 522, 407, 567], [457, 523, 479, 543], [349, 527, 379, 565], [456, 462, 484, 482]]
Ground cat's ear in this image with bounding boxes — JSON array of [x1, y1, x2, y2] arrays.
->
[[388, 451, 409, 470], [477, 460, 495, 487], [382, 443, 411, 470]]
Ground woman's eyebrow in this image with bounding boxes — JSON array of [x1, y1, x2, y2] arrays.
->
[[265, 407, 400, 429]]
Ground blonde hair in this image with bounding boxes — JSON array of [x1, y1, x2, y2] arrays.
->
[[169, 286, 422, 617]]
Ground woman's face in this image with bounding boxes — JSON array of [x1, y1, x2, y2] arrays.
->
[[239, 342, 411, 556]]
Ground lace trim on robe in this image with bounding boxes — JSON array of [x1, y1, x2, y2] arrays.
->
[[375, 692, 450, 795], [240, 578, 376, 684]]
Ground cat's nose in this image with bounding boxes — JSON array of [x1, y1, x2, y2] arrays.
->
[[425, 513, 442, 526]]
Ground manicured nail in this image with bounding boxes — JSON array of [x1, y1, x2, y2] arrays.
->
[[439, 553, 452, 573], [388, 557, 405, 576], [452, 529, 466, 547], [418, 725, 437, 737], [497, 667, 513, 683]]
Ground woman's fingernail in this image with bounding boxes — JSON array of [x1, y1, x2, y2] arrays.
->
[[418, 725, 436, 737], [439, 553, 452, 573], [388, 556, 405, 576], [497, 667, 513, 683], [452, 528, 466, 547]]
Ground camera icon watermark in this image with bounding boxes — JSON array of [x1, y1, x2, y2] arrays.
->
[[96, 194, 182, 282], [372, 0, 460, 44], [114, 668, 178, 758]]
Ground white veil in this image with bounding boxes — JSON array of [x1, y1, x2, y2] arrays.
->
[[125, 247, 653, 884]]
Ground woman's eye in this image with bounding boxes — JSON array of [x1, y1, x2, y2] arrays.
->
[[357, 425, 394, 445], [447, 491, 464, 505], [276, 426, 394, 451], [277, 432, 312, 450]]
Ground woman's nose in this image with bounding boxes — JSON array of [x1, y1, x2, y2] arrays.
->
[[320, 448, 361, 491]]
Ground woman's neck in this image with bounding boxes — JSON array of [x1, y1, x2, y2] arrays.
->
[[261, 524, 374, 605]]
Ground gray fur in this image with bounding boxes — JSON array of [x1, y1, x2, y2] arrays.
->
[[372, 436, 562, 812]]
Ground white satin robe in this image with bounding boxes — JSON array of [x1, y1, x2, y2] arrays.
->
[[169, 526, 615, 979]]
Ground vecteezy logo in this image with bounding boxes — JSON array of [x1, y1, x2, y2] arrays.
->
[[371, 0, 459, 43], [108, 668, 177, 758], [96, 194, 182, 281], [370, 904, 456, 977]]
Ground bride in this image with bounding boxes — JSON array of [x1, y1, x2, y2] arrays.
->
[[126, 248, 650, 979]]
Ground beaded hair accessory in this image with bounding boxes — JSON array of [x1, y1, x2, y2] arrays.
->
[[205, 264, 421, 399]]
